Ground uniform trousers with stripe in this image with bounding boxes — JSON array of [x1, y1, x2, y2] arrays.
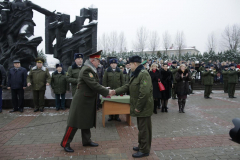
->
[[61, 126, 92, 147]]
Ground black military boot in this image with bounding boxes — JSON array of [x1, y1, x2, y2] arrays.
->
[[181, 99, 186, 113], [178, 99, 182, 113]]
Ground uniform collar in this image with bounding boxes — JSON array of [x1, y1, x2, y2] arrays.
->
[[84, 59, 97, 73], [32, 66, 46, 71]]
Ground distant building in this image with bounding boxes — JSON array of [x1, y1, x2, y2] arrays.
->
[[134, 45, 200, 57]]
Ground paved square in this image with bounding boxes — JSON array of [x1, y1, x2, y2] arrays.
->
[[0, 90, 239, 160]]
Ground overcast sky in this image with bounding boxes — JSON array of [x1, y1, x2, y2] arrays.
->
[[11, 0, 240, 64]]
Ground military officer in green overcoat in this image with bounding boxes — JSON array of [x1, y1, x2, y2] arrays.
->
[[103, 58, 124, 121], [169, 61, 178, 99], [67, 53, 84, 96], [27, 57, 51, 112], [228, 64, 239, 98], [114, 55, 154, 158], [202, 66, 215, 99], [61, 51, 114, 152], [222, 65, 229, 93]]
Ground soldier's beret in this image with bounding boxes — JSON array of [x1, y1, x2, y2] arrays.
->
[[126, 61, 130, 64], [35, 57, 45, 63], [210, 64, 214, 67], [205, 66, 209, 68], [110, 58, 118, 64], [129, 55, 142, 63], [172, 61, 177, 64], [74, 53, 84, 60], [229, 64, 235, 67], [190, 67, 194, 69], [224, 65, 229, 68], [56, 64, 63, 68]]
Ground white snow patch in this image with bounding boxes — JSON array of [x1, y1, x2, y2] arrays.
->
[[20, 24, 29, 34], [25, 35, 41, 41]]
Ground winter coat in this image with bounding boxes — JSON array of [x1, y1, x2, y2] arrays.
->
[[7, 67, 27, 89], [222, 69, 229, 81], [202, 70, 215, 85], [228, 69, 239, 84], [169, 65, 178, 84], [175, 69, 191, 96], [97, 66, 104, 85], [67, 60, 109, 129], [115, 64, 154, 117], [102, 67, 124, 89], [27, 66, 51, 90], [67, 63, 83, 96], [51, 71, 68, 94], [149, 69, 161, 99], [160, 69, 172, 100]]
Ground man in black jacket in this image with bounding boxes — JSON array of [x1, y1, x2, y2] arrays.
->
[[0, 64, 6, 113], [7, 60, 27, 113]]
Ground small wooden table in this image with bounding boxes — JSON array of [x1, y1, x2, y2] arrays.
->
[[101, 96, 131, 127]]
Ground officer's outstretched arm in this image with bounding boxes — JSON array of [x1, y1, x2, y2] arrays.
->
[[82, 69, 109, 97], [115, 84, 129, 95]]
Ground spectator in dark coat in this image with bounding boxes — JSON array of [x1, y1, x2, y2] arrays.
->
[[175, 64, 191, 113], [159, 63, 173, 113], [7, 60, 27, 113], [149, 63, 161, 114], [0, 64, 6, 113], [100, 58, 107, 69]]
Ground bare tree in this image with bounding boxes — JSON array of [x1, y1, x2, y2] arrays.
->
[[99, 33, 109, 54], [221, 24, 240, 52], [108, 31, 118, 53], [162, 31, 171, 54], [133, 26, 149, 53], [149, 31, 160, 54], [207, 32, 217, 52], [118, 32, 127, 54], [175, 31, 186, 59]]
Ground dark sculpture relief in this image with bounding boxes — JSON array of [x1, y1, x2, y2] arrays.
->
[[0, 0, 98, 71], [45, 7, 98, 70]]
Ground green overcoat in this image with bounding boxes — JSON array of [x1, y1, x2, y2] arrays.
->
[[67, 60, 109, 129], [27, 66, 51, 90], [115, 65, 154, 117], [228, 69, 239, 84], [102, 67, 124, 89], [67, 63, 83, 96], [51, 71, 68, 94], [169, 66, 178, 84], [202, 70, 215, 86]]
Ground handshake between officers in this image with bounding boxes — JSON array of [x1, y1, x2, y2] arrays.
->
[[61, 50, 115, 152], [61, 53, 153, 158]]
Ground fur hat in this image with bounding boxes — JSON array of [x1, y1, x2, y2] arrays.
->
[[129, 55, 142, 63]]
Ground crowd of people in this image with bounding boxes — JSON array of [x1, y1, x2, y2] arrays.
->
[[0, 52, 239, 158], [0, 54, 239, 115]]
